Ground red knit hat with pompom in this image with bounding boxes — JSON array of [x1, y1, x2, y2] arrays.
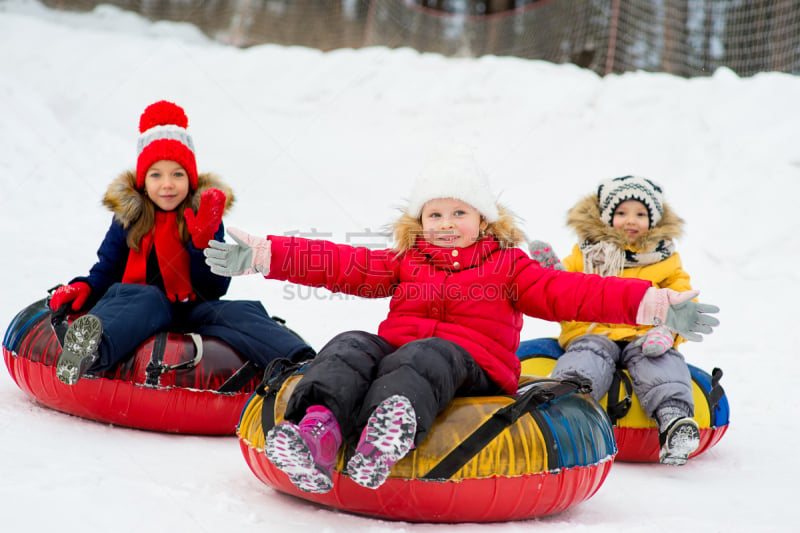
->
[[136, 100, 197, 189]]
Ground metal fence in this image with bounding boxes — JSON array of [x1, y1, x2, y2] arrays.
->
[[41, 0, 800, 77]]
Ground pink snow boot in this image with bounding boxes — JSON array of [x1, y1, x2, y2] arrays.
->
[[265, 405, 342, 493], [346, 395, 417, 489]]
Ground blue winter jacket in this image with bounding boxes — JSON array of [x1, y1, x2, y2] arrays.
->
[[71, 217, 229, 309]]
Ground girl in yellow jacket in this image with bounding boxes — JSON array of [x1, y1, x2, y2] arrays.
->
[[549, 175, 703, 466]]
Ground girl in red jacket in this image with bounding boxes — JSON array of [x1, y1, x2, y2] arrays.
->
[[205, 147, 719, 493]]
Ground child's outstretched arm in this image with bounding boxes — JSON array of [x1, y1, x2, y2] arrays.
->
[[204, 228, 271, 277], [514, 258, 719, 343], [636, 288, 720, 342]]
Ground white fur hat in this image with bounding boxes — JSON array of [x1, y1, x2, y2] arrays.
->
[[597, 175, 664, 228], [406, 146, 499, 222]]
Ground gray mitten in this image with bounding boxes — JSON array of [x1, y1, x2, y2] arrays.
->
[[641, 326, 674, 356], [665, 298, 720, 342], [529, 240, 566, 270], [636, 288, 720, 342], [203, 228, 271, 277]]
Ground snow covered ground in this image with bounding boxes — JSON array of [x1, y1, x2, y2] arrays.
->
[[1, 1, 798, 531]]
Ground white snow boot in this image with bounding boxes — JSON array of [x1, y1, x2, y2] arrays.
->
[[659, 417, 700, 466]]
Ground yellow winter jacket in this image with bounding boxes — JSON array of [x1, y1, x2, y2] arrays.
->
[[557, 194, 693, 349], [558, 245, 692, 348]]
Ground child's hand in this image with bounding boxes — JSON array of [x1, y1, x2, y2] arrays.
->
[[641, 325, 674, 356], [204, 228, 271, 277], [49, 282, 91, 312], [185, 188, 226, 249], [636, 288, 720, 342], [528, 240, 565, 270]]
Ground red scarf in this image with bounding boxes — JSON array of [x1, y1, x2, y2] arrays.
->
[[122, 210, 195, 302]]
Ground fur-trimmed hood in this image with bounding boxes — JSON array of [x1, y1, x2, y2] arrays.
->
[[102, 170, 234, 226], [566, 194, 683, 253]]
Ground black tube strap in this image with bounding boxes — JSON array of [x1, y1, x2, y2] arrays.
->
[[258, 358, 306, 435], [49, 303, 70, 348], [708, 367, 725, 410], [217, 360, 262, 393], [606, 369, 633, 425], [144, 332, 169, 387], [422, 380, 579, 481]]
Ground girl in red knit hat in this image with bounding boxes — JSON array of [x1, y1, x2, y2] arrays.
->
[[49, 100, 315, 385], [204, 147, 719, 493]]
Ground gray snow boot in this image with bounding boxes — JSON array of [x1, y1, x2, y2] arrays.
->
[[659, 417, 700, 466], [56, 314, 103, 385]]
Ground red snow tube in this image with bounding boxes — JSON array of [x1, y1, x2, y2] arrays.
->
[[238, 367, 618, 523], [2, 299, 263, 434]]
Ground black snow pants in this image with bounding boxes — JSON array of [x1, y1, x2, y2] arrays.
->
[[284, 331, 504, 446]]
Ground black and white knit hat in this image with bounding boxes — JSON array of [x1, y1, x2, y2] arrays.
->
[[406, 146, 500, 222], [597, 175, 664, 228]]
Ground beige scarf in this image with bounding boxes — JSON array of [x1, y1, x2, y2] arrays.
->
[[580, 239, 675, 277]]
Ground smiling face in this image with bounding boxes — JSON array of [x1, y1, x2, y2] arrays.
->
[[612, 199, 651, 244], [144, 160, 190, 212], [420, 198, 487, 248]]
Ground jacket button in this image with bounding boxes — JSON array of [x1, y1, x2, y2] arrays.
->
[[452, 249, 459, 257], [453, 261, 461, 269]]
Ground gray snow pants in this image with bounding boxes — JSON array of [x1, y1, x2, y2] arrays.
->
[[550, 334, 694, 418]]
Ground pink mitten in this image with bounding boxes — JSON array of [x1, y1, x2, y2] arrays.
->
[[641, 326, 674, 357], [528, 240, 566, 270]]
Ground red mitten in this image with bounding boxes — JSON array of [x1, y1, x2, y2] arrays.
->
[[49, 282, 91, 312], [185, 188, 226, 249]]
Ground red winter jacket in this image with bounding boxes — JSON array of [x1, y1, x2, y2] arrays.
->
[[267, 235, 650, 394]]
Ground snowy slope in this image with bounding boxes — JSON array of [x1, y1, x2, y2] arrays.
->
[[1, 2, 798, 531]]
